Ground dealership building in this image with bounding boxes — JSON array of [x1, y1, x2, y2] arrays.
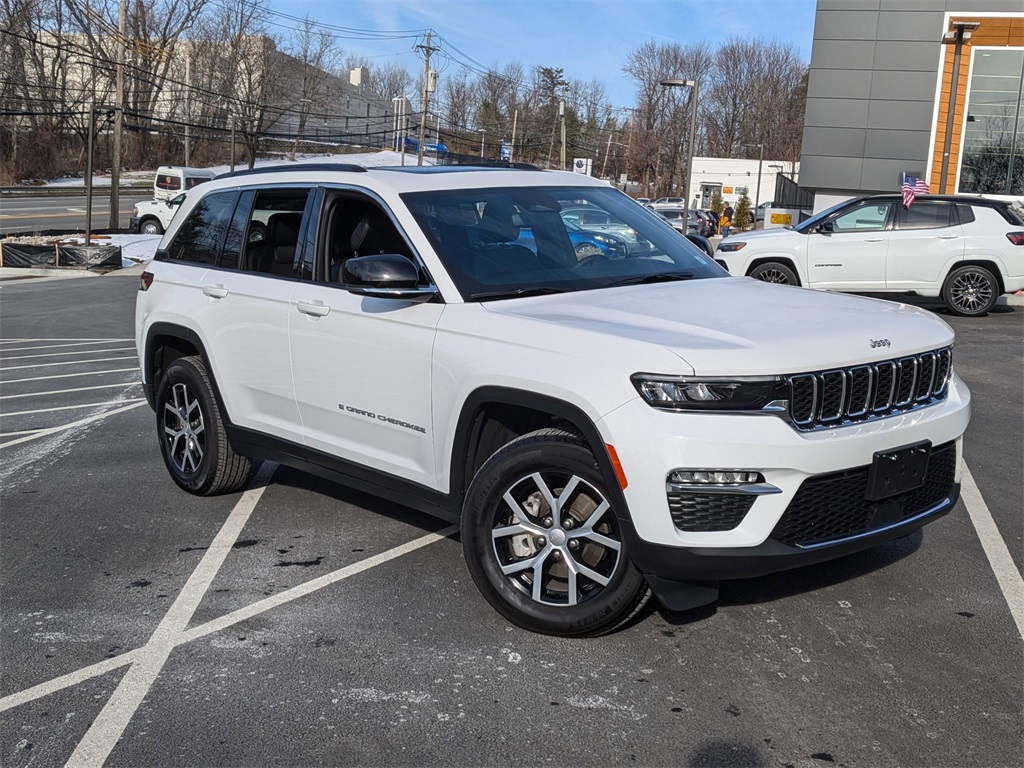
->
[[800, 2, 1023, 212]]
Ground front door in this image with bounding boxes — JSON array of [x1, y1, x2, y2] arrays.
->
[[289, 193, 443, 488], [806, 201, 894, 291]]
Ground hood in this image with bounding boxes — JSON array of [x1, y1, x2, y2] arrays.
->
[[485, 277, 954, 376]]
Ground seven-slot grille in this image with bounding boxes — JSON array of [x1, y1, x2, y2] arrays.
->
[[787, 348, 951, 430]]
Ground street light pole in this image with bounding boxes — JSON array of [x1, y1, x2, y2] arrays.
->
[[659, 78, 698, 218], [229, 116, 236, 173], [479, 129, 485, 158]]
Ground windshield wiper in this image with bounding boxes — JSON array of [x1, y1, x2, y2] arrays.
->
[[470, 286, 568, 301], [605, 272, 694, 288]]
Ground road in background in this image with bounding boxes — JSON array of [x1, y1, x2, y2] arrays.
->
[[0, 193, 152, 235], [0, 275, 1020, 768]]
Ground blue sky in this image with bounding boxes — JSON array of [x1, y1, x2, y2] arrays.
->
[[270, 0, 818, 108]]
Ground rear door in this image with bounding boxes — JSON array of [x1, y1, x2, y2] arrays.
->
[[806, 200, 894, 291], [886, 201, 964, 292], [193, 187, 312, 444]]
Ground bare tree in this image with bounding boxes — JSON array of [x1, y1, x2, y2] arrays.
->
[[283, 16, 339, 160]]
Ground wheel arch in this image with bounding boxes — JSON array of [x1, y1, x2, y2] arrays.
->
[[144, 323, 229, 421], [944, 259, 1006, 295], [138, 215, 164, 232], [449, 387, 625, 519], [746, 256, 803, 285]]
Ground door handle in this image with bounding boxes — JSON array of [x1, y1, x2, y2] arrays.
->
[[296, 299, 330, 317], [864, 237, 884, 242], [202, 284, 228, 299], [937, 234, 959, 239]]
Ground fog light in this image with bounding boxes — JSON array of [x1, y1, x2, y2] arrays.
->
[[670, 470, 763, 485]]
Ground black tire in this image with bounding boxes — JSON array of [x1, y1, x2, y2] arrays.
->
[[942, 265, 998, 317], [749, 261, 799, 285], [155, 356, 253, 495], [461, 428, 649, 637], [140, 218, 163, 235]]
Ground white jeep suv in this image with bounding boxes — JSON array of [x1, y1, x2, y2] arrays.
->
[[716, 194, 1024, 316], [135, 164, 971, 636]]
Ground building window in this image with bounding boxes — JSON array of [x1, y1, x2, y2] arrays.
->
[[959, 48, 1024, 196]]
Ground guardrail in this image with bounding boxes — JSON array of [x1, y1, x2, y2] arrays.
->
[[0, 186, 150, 197]]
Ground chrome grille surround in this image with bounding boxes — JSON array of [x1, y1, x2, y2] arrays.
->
[[787, 348, 952, 431]]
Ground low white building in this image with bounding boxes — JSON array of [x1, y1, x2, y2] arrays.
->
[[687, 157, 799, 210]]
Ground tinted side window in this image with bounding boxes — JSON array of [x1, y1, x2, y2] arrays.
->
[[239, 189, 311, 277], [156, 173, 181, 191], [900, 202, 955, 230], [167, 191, 237, 265]]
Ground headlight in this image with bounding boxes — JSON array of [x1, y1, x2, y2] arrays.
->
[[631, 374, 787, 411], [717, 242, 746, 252]]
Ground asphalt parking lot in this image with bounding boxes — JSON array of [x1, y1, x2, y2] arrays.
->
[[1, 272, 1021, 768]]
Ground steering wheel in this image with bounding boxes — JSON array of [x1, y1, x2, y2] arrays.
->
[[574, 253, 611, 269]]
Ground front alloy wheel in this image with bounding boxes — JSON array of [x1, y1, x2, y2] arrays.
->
[[462, 428, 649, 636]]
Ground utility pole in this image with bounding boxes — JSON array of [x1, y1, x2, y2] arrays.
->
[[415, 31, 437, 166], [108, 0, 127, 229], [510, 108, 518, 162], [86, 104, 96, 245], [184, 55, 191, 166], [600, 129, 613, 178], [559, 99, 567, 171]]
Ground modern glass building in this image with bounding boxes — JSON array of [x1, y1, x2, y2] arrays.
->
[[800, 2, 1023, 211]]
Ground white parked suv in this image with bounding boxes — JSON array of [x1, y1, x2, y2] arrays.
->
[[135, 164, 971, 636], [716, 194, 1024, 316]]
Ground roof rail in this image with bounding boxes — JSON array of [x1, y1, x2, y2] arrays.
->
[[216, 163, 367, 179], [456, 161, 541, 170]]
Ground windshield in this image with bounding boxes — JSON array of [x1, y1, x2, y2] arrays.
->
[[403, 185, 726, 300], [793, 199, 853, 233]]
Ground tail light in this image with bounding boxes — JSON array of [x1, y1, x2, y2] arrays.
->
[[1006, 232, 1024, 245], [139, 271, 154, 291]]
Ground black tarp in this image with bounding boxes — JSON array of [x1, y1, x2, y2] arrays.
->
[[1, 243, 121, 270]]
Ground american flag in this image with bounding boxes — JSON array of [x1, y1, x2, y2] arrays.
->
[[901, 172, 930, 208]]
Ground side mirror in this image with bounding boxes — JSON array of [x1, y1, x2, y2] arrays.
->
[[342, 253, 437, 303], [817, 220, 834, 234]]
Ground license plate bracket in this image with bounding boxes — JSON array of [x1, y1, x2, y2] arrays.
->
[[866, 441, 931, 501]]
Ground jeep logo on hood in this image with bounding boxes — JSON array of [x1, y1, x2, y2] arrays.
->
[[869, 338, 892, 348]]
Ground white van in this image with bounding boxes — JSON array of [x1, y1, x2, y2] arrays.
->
[[153, 166, 217, 201]]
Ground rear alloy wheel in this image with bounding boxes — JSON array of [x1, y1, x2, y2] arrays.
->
[[462, 428, 649, 636], [943, 265, 997, 317], [156, 356, 253, 495], [140, 219, 163, 235], [750, 262, 798, 285]]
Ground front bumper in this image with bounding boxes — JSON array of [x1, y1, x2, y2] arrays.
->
[[598, 373, 970, 583], [129, 216, 141, 233]]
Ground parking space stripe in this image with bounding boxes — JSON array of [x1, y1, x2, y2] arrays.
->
[[0, 346, 137, 361], [2, 368, 140, 385], [64, 461, 279, 768], [962, 461, 1024, 639], [0, 401, 148, 448], [0, 338, 132, 343], [0, 341, 133, 353], [0, 382, 140, 400], [180, 526, 458, 644], [0, 356, 137, 372], [0, 398, 145, 418]]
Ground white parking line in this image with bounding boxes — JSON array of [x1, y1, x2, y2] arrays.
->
[[0, 356, 137, 372], [3, 368, 140, 385], [0, 346, 137, 361], [0, 339, 134, 346], [0, 382, 141, 400], [962, 462, 1024, 639], [0, 401, 148, 448], [0, 398, 145, 418], [0, 340, 134, 353]]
